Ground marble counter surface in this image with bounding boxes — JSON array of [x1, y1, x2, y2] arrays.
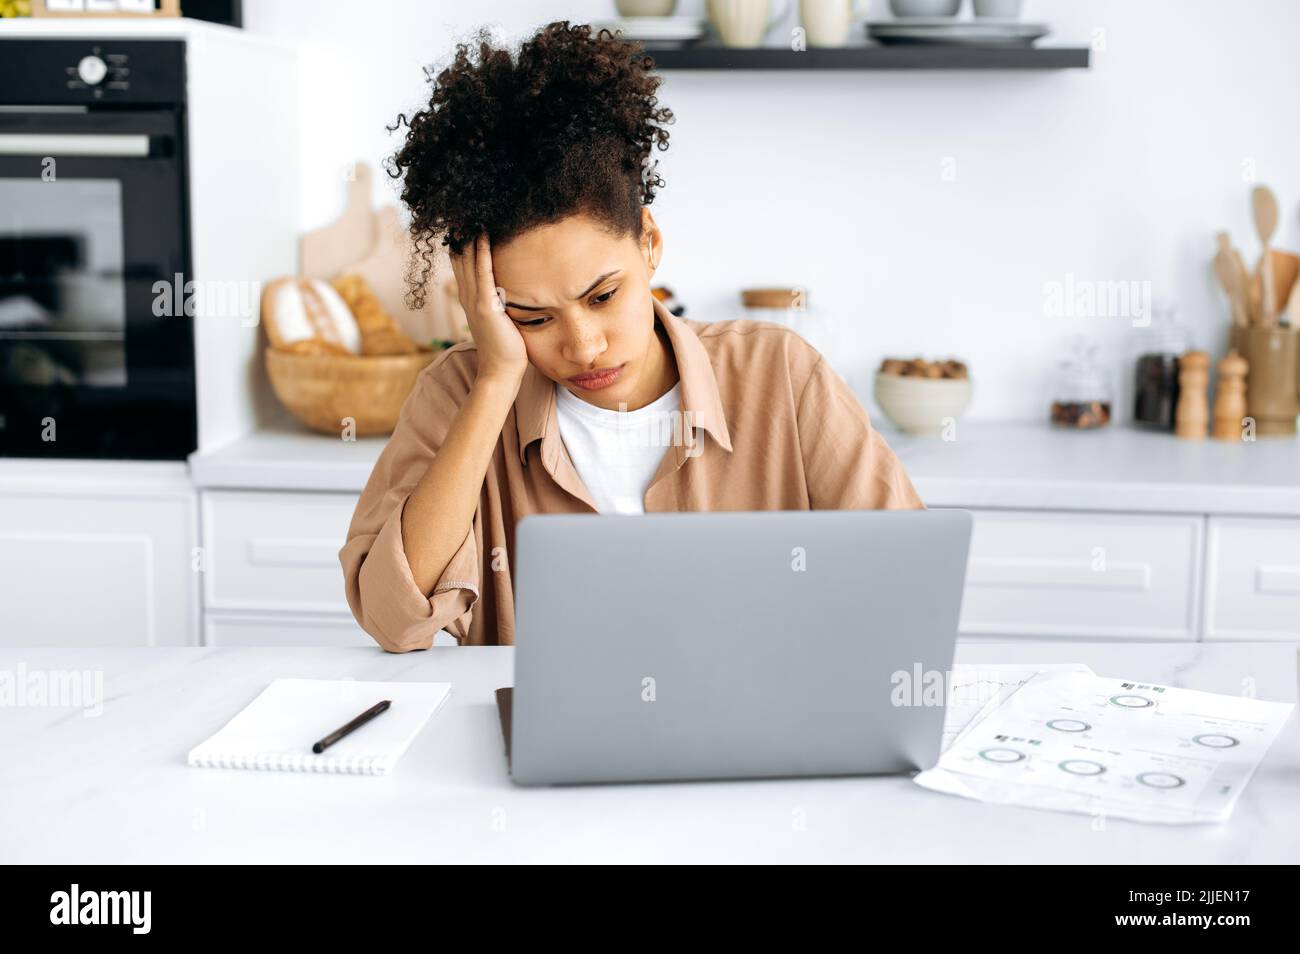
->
[[3, 640, 1296, 863], [188, 419, 1300, 516], [889, 422, 1300, 515]]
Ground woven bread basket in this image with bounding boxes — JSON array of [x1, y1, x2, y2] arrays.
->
[[265, 346, 439, 436]]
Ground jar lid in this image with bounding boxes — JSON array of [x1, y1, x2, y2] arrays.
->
[[1135, 304, 1189, 355], [741, 287, 805, 310], [1055, 337, 1111, 400]]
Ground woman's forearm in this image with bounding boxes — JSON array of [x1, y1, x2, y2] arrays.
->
[[400, 374, 521, 595]]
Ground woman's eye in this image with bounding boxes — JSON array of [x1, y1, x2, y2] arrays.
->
[[591, 288, 617, 305], [514, 315, 550, 327]]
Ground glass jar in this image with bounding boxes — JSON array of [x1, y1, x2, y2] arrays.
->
[[1132, 302, 1189, 431], [740, 286, 834, 354], [1050, 337, 1112, 428], [740, 287, 804, 326]]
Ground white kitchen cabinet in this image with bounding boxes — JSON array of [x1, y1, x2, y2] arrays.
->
[[204, 612, 374, 647], [196, 493, 1213, 646], [958, 509, 1203, 641], [199, 489, 458, 649], [200, 490, 357, 615], [1205, 516, 1300, 641], [180, 421, 1300, 646], [3, 470, 1271, 647], [204, 612, 458, 648], [0, 463, 199, 647]]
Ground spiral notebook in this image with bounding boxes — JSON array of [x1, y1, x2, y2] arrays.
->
[[187, 678, 451, 776]]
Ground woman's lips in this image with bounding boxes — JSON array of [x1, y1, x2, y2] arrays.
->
[[567, 363, 625, 391]]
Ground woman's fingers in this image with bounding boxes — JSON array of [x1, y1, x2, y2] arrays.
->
[[449, 242, 467, 291], [450, 239, 479, 313], [474, 234, 503, 313], [450, 234, 509, 333]]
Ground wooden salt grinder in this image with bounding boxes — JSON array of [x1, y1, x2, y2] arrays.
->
[[1174, 350, 1210, 439], [1212, 350, 1249, 440]]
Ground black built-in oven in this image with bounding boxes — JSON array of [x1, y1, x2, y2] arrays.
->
[[0, 39, 195, 460]]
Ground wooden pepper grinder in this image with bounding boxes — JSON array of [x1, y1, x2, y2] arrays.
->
[[1174, 350, 1210, 439], [1212, 349, 1249, 440]]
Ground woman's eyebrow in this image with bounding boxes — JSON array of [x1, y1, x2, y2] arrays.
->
[[503, 271, 621, 310]]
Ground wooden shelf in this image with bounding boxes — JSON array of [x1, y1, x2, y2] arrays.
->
[[637, 43, 1090, 70]]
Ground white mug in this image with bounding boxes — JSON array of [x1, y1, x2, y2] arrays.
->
[[616, 0, 679, 16], [707, 0, 792, 48], [798, 0, 867, 47], [973, 0, 1022, 17]]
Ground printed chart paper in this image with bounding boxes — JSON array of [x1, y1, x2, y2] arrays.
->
[[917, 671, 1294, 824]]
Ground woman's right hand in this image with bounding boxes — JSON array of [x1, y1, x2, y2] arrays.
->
[[450, 233, 528, 387]]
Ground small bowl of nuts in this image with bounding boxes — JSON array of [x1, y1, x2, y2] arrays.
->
[[873, 357, 972, 436]]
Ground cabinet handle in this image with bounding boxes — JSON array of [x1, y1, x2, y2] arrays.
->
[[968, 557, 1151, 592], [247, 538, 338, 568], [1256, 565, 1300, 596]]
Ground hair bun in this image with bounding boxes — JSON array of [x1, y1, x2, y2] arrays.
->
[[386, 21, 674, 309]]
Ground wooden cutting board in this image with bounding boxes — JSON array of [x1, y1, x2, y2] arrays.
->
[[340, 205, 468, 345], [299, 160, 469, 345], [300, 163, 378, 280]]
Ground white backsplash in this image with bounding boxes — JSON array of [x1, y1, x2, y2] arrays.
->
[[243, 0, 1300, 423]]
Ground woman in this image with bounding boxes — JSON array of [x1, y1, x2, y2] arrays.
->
[[340, 21, 922, 653]]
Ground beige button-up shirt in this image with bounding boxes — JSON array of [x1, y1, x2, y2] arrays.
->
[[340, 297, 924, 652]]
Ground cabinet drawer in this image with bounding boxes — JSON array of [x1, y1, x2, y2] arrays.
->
[[1206, 517, 1300, 640], [0, 491, 197, 647], [204, 613, 375, 647], [959, 510, 1202, 640], [201, 490, 358, 614], [203, 613, 460, 648]]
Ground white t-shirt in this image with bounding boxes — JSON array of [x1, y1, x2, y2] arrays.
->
[[554, 381, 681, 514]]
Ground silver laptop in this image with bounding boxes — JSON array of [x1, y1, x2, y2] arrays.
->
[[498, 509, 972, 786]]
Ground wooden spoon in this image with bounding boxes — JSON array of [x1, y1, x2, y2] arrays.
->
[[1267, 248, 1300, 313], [1252, 185, 1280, 325], [1214, 232, 1250, 326], [1232, 244, 1256, 322]]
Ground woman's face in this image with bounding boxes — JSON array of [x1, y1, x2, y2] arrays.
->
[[490, 208, 668, 411]]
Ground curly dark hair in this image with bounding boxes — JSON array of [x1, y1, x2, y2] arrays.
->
[[385, 20, 675, 309]]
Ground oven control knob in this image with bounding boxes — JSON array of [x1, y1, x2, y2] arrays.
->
[[77, 55, 108, 86]]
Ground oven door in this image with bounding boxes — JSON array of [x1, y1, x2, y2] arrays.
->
[[0, 108, 195, 460]]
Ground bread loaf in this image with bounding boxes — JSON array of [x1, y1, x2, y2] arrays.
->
[[261, 277, 362, 354], [330, 272, 420, 355]]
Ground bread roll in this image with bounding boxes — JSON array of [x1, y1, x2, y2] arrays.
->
[[261, 277, 362, 354], [330, 272, 420, 356]]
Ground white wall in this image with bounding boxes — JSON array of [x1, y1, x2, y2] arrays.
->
[[241, 0, 1300, 421]]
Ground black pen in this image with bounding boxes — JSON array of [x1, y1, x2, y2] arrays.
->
[[313, 700, 391, 753]]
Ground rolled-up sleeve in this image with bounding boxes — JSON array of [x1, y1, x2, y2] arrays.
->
[[339, 370, 482, 652], [797, 354, 924, 511]]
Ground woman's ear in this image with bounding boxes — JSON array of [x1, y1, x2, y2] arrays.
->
[[640, 207, 663, 276]]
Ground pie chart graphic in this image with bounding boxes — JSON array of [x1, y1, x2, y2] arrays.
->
[[978, 747, 1025, 764], [1109, 694, 1155, 709], [1047, 718, 1091, 733], [1059, 759, 1106, 776], [1193, 733, 1240, 749], [1137, 771, 1186, 789]]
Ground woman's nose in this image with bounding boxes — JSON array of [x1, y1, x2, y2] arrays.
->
[[562, 324, 607, 367]]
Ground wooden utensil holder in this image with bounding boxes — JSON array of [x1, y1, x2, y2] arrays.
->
[[1229, 324, 1300, 437]]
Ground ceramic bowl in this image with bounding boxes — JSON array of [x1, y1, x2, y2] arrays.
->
[[873, 372, 972, 435]]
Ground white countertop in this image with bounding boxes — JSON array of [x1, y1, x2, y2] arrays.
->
[[188, 416, 390, 494], [3, 640, 1296, 863], [890, 422, 1300, 516], [188, 418, 1300, 516]]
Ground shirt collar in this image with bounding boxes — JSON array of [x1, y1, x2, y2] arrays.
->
[[515, 295, 734, 467]]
